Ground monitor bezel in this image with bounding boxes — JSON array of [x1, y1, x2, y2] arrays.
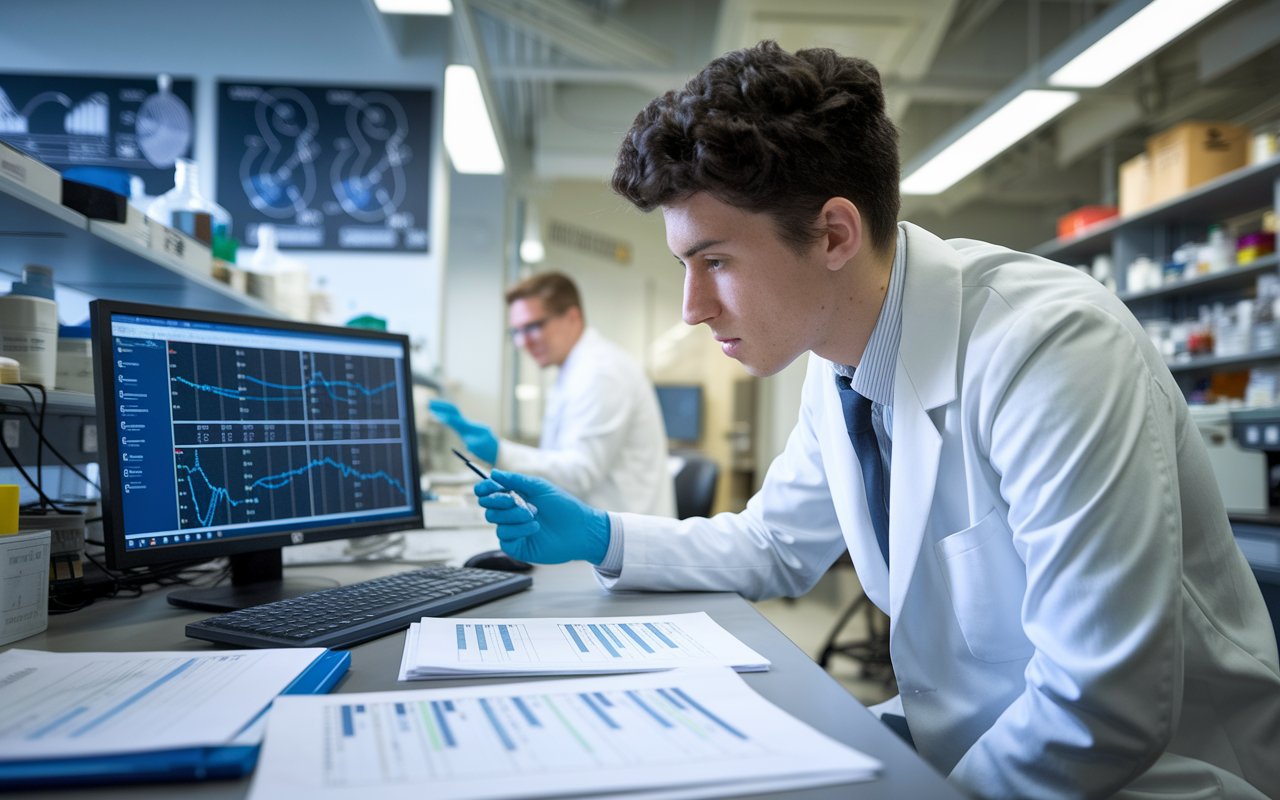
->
[[91, 299, 424, 571]]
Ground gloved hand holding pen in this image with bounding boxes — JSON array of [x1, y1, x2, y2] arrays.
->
[[474, 471, 611, 565], [429, 399, 499, 465]]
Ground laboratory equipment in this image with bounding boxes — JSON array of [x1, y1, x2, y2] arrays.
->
[[0, 265, 58, 387], [656, 384, 703, 441], [90, 298, 428, 611]]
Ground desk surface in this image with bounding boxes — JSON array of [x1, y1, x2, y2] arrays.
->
[[4, 558, 961, 800]]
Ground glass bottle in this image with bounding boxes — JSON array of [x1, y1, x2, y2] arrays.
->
[[146, 158, 232, 244]]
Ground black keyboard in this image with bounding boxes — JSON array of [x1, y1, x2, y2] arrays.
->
[[185, 567, 532, 649]]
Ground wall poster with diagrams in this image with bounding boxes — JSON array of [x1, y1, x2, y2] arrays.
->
[[0, 73, 195, 195], [216, 82, 433, 253]]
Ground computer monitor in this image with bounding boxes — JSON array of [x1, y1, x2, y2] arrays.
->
[[90, 299, 423, 611], [655, 385, 703, 443]]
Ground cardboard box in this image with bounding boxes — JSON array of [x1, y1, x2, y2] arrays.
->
[[1119, 153, 1151, 216], [1147, 121, 1249, 206], [0, 140, 61, 205]]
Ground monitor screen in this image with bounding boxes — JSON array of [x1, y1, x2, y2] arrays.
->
[[655, 385, 703, 442], [92, 300, 421, 569]]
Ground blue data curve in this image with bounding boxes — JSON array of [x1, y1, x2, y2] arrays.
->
[[173, 372, 396, 405], [176, 448, 408, 528]]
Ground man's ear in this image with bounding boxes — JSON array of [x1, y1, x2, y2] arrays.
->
[[820, 198, 863, 272]]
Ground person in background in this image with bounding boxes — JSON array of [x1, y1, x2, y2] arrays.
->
[[471, 42, 1280, 799], [431, 271, 676, 519]]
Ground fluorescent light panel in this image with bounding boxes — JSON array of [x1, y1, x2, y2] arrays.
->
[[374, 0, 453, 14], [444, 65, 504, 175], [901, 90, 1079, 195], [1049, 0, 1234, 87]]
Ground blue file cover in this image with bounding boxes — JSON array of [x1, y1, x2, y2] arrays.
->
[[0, 649, 350, 789]]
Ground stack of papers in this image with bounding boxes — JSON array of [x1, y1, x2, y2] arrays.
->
[[248, 667, 881, 800], [399, 612, 770, 680], [0, 648, 329, 763]]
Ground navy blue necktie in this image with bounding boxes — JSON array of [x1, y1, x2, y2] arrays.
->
[[836, 375, 889, 567]]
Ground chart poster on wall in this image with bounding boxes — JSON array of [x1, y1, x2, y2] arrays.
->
[[216, 82, 433, 253], [0, 73, 195, 194]]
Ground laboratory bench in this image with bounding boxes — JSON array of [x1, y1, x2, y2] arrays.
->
[[1, 546, 963, 800]]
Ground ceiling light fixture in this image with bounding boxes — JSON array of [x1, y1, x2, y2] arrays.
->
[[374, 0, 453, 14], [520, 204, 545, 264], [900, 90, 1079, 196], [444, 65, 504, 175], [1048, 0, 1234, 88]]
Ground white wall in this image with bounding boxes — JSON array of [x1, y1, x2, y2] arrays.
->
[[0, 0, 451, 368], [442, 171, 507, 429]]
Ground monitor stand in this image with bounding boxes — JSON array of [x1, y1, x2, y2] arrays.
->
[[167, 549, 340, 612]]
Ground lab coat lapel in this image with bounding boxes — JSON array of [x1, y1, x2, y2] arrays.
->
[[888, 223, 961, 622]]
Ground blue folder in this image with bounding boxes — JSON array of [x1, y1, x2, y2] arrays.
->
[[0, 649, 350, 789]]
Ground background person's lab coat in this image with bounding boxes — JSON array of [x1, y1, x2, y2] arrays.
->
[[499, 327, 676, 518], [597, 224, 1280, 799]]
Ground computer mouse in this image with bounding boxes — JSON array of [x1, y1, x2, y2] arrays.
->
[[464, 549, 534, 573]]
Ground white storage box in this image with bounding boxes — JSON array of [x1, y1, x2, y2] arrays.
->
[[1189, 405, 1269, 514], [0, 528, 50, 646], [0, 140, 61, 205]]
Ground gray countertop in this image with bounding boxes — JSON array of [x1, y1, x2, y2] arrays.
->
[[4, 558, 962, 799]]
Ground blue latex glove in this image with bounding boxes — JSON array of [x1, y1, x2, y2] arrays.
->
[[430, 399, 499, 464], [474, 470, 610, 565]]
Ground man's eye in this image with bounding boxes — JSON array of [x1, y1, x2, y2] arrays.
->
[[707, 259, 724, 269]]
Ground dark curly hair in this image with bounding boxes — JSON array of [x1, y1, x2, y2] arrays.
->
[[612, 41, 900, 253]]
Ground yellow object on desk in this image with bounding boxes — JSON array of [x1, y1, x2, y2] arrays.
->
[[1, 484, 18, 535]]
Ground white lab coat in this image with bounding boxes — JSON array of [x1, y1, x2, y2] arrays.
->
[[498, 327, 676, 517], [600, 223, 1280, 799]]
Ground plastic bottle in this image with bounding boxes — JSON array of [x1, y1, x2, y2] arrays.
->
[[1172, 241, 1198, 281], [1207, 225, 1232, 273], [1127, 256, 1156, 292], [1254, 274, 1280, 351], [1092, 253, 1116, 292], [0, 265, 58, 387], [245, 224, 311, 320]]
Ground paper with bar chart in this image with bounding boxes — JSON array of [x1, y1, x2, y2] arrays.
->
[[247, 668, 880, 800], [398, 612, 769, 680], [0, 647, 325, 760]]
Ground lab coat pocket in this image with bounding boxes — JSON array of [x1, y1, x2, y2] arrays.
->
[[935, 510, 1034, 663]]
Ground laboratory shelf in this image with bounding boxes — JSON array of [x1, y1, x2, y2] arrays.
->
[[0, 384, 95, 416], [0, 178, 281, 318], [1033, 154, 1280, 263], [1165, 347, 1280, 375], [1117, 254, 1280, 304]]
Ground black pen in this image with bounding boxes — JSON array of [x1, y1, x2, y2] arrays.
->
[[453, 449, 537, 515]]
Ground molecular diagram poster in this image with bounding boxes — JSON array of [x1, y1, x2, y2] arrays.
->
[[0, 73, 195, 195], [216, 82, 434, 253]]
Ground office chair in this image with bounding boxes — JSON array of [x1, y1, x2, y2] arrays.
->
[[673, 453, 719, 520]]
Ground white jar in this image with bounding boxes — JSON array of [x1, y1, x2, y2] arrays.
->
[[55, 325, 94, 394], [0, 266, 58, 388]]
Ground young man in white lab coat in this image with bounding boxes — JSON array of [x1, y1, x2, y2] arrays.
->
[[474, 42, 1280, 798], [432, 272, 675, 518]]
